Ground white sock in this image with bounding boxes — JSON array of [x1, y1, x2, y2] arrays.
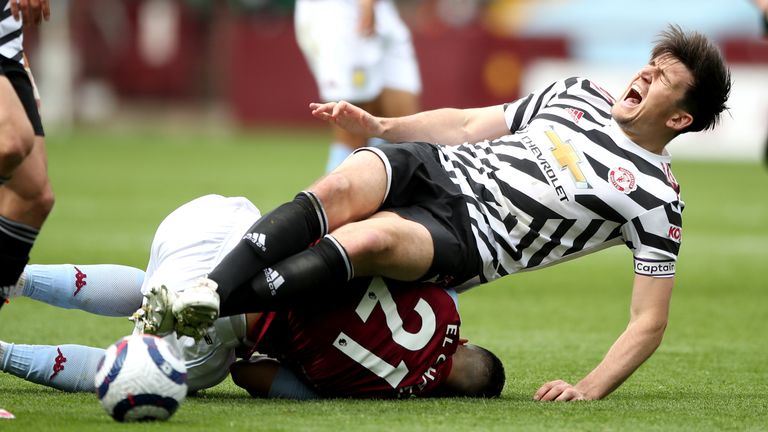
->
[[0, 341, 104, 392], [22, 264, 145, 317]]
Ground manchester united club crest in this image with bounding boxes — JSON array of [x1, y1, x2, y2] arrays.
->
[[608, 167, 637, 194]]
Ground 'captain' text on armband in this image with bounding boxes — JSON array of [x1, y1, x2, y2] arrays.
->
[[634, 259, 676, 277]]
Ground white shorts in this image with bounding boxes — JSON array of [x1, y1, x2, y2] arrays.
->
[[294, 0, 421, 102], [139, 194, 262, 390], [141, 194, 262, 296]]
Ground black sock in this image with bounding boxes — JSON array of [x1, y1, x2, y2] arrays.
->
[[0, 216, 38, 298], [209, 191, 328, 303], [220, 236, 353, 315]]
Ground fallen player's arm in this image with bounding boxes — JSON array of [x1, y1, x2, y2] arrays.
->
[[309, 101, 509, 146], [230, 356, 319, 400], [534, 274, 673, 401]]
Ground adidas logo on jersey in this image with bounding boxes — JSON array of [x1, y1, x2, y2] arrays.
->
[[263, 268, 284, 296], [565, 108, 584, 123], [244, 232, 267, 252]]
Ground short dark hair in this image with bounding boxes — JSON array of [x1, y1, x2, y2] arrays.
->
[[472, 345, 506, 398], [651, 24, 732, 133]]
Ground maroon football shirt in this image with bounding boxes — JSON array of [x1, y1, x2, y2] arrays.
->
[[252, 278, 461, 398]]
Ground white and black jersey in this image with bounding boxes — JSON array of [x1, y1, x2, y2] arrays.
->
[[0, 0, 23, 62], [436, 77, 683, 283]]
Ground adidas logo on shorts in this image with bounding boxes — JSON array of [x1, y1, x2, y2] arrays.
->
[[244, 233, 267, 252], [264, 268, 284, 296]]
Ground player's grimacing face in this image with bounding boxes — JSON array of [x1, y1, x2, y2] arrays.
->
[[612, 54, 694, 132]]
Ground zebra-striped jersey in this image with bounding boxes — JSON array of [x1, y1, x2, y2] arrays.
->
[[0, 0, 24, 63], [436, 77, 683, 283]]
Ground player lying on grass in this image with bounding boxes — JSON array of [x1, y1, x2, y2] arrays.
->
[[0, 194, 504, 399], [152, 25, 731, 402]]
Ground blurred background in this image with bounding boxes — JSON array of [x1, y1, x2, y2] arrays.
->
[[26, 0, 768, 161]]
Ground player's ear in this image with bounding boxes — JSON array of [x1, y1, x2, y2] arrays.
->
[[666, 110, 693, 132]]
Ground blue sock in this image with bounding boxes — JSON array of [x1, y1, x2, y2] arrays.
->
[[0, 341, 104, 392], [367, 137, 388, 147], [22, 264, 145, 317], [325, 142, 354, 173]]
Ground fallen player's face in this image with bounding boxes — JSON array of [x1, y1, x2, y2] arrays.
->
[[612, 54, 694, 134]]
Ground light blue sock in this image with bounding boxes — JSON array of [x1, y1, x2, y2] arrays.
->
[[22, 264, 145, 317], [0, 341, 103, 392], [367, 137, 388, 147], [325, 142, 354, 173]]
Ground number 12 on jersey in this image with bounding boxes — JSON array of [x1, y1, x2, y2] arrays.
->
[[333, 280, 437, 388]]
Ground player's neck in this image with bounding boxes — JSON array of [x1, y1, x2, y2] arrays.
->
[[616, 123, 671, 156]]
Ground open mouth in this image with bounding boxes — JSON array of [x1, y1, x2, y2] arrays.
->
[[623, 86, 643, 107]]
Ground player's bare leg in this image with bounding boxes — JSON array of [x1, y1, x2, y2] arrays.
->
[[308, 149, 388, 228], [0, 136, 54, 226], [0, 78, 33, 178], [331, 211, 433, 281], [0, 77, 36, 308]]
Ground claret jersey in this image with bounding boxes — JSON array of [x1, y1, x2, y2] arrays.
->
[[254, 278, 461, 398], [437, 77, 683, 282]]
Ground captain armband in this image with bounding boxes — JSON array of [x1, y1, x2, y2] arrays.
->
[[634, 258, 676, 278]]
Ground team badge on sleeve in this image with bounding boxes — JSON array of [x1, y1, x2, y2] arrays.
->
[[608, 167, 637, 194]]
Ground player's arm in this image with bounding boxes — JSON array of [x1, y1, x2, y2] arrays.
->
[[230, 356, 319, 399], [534, 274, 673, 401], [309, 101, 509, 146]]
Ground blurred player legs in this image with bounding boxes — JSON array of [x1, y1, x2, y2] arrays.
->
[[294, 0, 421, 172]]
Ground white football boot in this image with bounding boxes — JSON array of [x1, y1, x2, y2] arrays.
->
[[171, 277, 220, 341], [130, 285, 178, 337]]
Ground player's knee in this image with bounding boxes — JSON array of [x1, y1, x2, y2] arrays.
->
[[335, 224, 395, 268], [34, 184, 55, 218], [314, 171, 353, 201], [0, 122, 34, 169], [7, 177, 55, 221], [311, 171, 356, 221]]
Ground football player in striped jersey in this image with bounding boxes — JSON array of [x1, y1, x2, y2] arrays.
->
[[176, 25, 731, 401]]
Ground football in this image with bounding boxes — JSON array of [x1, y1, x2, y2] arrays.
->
[[94, 334, 188, 422]]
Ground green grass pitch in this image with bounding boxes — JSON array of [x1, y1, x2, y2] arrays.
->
[[0, 126, 766, 431]]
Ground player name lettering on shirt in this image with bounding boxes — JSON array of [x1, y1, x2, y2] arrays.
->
[[398, 324, 458, 398]]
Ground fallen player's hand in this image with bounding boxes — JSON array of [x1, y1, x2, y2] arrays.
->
[[10, 0, 51, 26], [533, 379, 588, 401], [309, 101, 383, 137]]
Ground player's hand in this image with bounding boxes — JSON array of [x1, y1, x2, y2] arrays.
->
[[10, 0, 51, 26], [533, 379, 589, 401], [309, 101, 383, 137]]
